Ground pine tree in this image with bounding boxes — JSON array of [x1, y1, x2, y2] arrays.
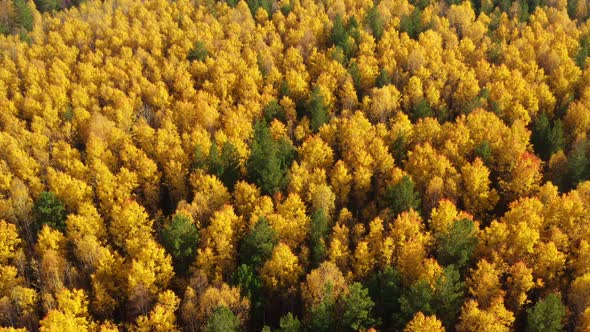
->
[[526, 293, 566, 332], [310, 209, 329, 267], [398, 266, 465, 328], [239, 217, 278, 268], [12, 0, 33, 32], [279, 313, 301, 332], [436, 218, 478, 269], [385, 176, 421, 216], [432, 266, 466, 328], [231, 264, 263, 314], [342, 282, 378, 331], [263, 100, 286, 123], [375, 68, 391, 88], [410, 99, 434, 122], [567, 139, 590, 190], [474, 140, 493, 167], [206, 306, 240, 332], [309, 284, 336, 332], [366, 6, 384, 41], [531, 113, 565, 161], [161, 214, 199, 273], [247, 121, 294, 195], [367, 267, 403, 329], [34, 191, 67, 232], [34, 0, 60, 12], [308, 87, 330, 132], [400, 7, 426, 40], [187, 41, 209, 62]]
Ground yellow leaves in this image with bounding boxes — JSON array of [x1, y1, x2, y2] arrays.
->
[[580, 307, 590, 332], [283, 47, 310, 100], [0, 220, 20, 264], [36, 225, 66, 255], [65, 202, 107, 243], [447, 1, 476, 38], [301, 261, 347, 308], [570, 0, 590, 19], [2, 0, 590, 329], [196, 205, 239, 281], [135, 290, 180, 332], [50, 141, 89, 182], [0, 265, 22, 298], [7, 285, 37, 320], [467, 259, 504, 308], [90, 160, 138, 214], [456, 298, 514, 332], [0, 265, 36, 326], [119, 142, 160, 210], [187, 172, 231, 223], [365, 84, 401, 123], [330, 160, 352, 207], [270, 119, 288, 140], [363, 217, 395, 270], [39, 289, 92, 332], [338, 77, 359, 111], [125, 238, 174, 319], [128, 238, 174, 288], [353, 241, 374, 279], [109, 201, 153, 251], [501, 197, 543, 261], [565, 100, 590, 141], [388, 210, 432, 284], [404, 312, 445, 332], [54, 289, 89, 321], [460, 158, 499, 217], [154, 120, 189, 201], [429, 200, 461, 237], [261, 242, 302, 291], [500, 152, 542, 202], [573, 240, 590, 277], [571, 273, 590, 316], [328, 222, 351, 272], [505, 262, 534, 312], [91, 247, 125, 318], [310, 184, 336, 217], [405, 142, 459, 208], [195, 283, 250, 327], [269, 193, 309, 249], [389, 111, 413, 143], [541, 187, 585, 236], [369, 136, 396, 176], [356, 40, 379, 93], [0, 1, 13, 29], [232, 181, 261, 220], [0, 161, 12, 195], [0, 133, 42, 196], [532, 241, 566, 286], [298, 136, 334, 170]]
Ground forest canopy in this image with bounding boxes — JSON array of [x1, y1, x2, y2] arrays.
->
[[1, 0, 590, 330]]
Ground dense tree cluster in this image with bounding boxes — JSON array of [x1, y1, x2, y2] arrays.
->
[[1, 0, 590, 330]]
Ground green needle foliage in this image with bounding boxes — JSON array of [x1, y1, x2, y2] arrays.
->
[[526, 293, 566, 332], [436, 218, 478, 269], [342, 282, 378, 331], [13, 0, 34, 32], [161, 214, 199, 273], [239, 217, 278, 268], [34, 191, 67, 232], [206, 306, 240, 332], [247, 120, 295, 195], [385, 175, 421, 216]]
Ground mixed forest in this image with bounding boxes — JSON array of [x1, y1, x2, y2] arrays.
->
[[2, 0, 590, 330]]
